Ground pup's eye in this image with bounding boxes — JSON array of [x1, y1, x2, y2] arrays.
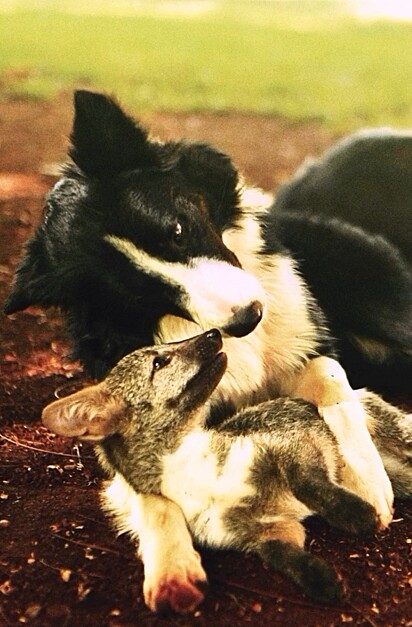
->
[[152, 354, 171, 371], [173, 222, 183, 245]]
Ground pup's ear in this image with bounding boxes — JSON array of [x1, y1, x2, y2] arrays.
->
[[69, 90, 159, 176], [177, 143, 239, 228], [42, 383, 126, 441]]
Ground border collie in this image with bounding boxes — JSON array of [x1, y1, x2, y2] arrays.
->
[[4, 91, 411, 612]]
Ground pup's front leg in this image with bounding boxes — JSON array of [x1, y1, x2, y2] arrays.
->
[[138, 495, 207, 614], [103, 475, 207, 613], [292, 356, 394, 528]]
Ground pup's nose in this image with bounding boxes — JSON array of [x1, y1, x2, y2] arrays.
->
[[196, 328, 223, 354], [206, 329, 222, 342], [223, 301, 263, 338]]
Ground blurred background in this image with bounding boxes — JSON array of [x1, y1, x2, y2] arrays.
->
[[1, 0, 411, 131]]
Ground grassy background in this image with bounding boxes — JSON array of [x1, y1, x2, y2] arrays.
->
[[0, 1, 411, 130]]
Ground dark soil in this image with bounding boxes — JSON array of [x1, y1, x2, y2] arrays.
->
[[1, 94, 411, 627]]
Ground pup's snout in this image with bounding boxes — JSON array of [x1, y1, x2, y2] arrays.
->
[[182, 328, 223, 359], [205, 328, 222, 344], [195, 328, 223, 356], [223, 300, 263, 338]]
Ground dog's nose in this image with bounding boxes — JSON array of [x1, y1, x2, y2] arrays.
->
[[223, 301, 263, 338]]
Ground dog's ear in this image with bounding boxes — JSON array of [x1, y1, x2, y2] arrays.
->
[[3, 236, 53, 314], [42, 383, 126, 441], [177, 143, 239, 225], [69, 90, 159, 176]]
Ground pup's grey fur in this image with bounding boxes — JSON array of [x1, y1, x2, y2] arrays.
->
[[42, 330, 412, 606]]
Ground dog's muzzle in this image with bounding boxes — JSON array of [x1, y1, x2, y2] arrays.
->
[[222, 300, 263, 337]]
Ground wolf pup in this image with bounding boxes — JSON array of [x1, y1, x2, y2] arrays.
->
[[42, 330, 412, 608], [5, 90, 409, 611]]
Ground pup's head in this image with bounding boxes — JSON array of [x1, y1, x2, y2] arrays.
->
[[42, 329, 227, 441], [5, 90, 265, 346]]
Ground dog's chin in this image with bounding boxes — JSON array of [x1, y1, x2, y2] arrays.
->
[[221, 304, 263, 338], [221, 323, 257, 339]]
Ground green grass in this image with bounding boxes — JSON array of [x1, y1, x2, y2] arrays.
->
[[1, 1, 412, 130]]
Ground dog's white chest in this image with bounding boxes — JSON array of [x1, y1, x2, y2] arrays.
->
[[161, 431, 256, 546]]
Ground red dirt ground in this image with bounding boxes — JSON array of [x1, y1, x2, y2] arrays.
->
[[1, 94, 411, 627]]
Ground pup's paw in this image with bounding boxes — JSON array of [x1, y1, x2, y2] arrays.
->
[[324, 490, 379, 535], [143, 548, 207, 614], [300, 555, 344, 605], [320, 400, 394, 529]]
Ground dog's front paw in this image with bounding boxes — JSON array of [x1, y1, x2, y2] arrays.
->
[[341, 460, 394, 529], [320, 401, 394, 529], [143, 548, 208, 614]]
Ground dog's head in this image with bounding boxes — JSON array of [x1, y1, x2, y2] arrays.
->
[[4, 91, 265, 372], [42, 329, 227, 441]]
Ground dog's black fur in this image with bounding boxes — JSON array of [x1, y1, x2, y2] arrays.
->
[[4, 92, 412, 391], [272, 211, 412, 388], [273, 129, 412, 388], [275, 129, 412, 264], [4, 91, 253, 378]]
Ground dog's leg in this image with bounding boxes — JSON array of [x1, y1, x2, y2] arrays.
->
[[138, 495, 207, 614], [103, 474, 207, 614], [291, 356, 394, 528], [356, 389, 412, 499]]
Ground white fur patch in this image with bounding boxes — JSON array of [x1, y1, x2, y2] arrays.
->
[[238, 184, 272, 212], [161, 430, 256, 547], [291, 356, 394, 527], [320, 400, 394, 528], [102, 472, 146, 539]]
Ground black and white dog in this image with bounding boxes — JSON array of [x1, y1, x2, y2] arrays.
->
[[274, 128, 412, 388], [4, 91, 412, 612]]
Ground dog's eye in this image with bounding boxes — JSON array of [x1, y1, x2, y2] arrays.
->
[[173, 222, 183, 245], [152, 354, 171, 371]]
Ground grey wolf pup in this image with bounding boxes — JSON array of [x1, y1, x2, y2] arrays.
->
[[42, 330, 412, 609]]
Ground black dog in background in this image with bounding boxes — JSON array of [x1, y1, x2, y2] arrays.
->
[[275, 128, 412, 264], [274, 129, 412, 390]]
